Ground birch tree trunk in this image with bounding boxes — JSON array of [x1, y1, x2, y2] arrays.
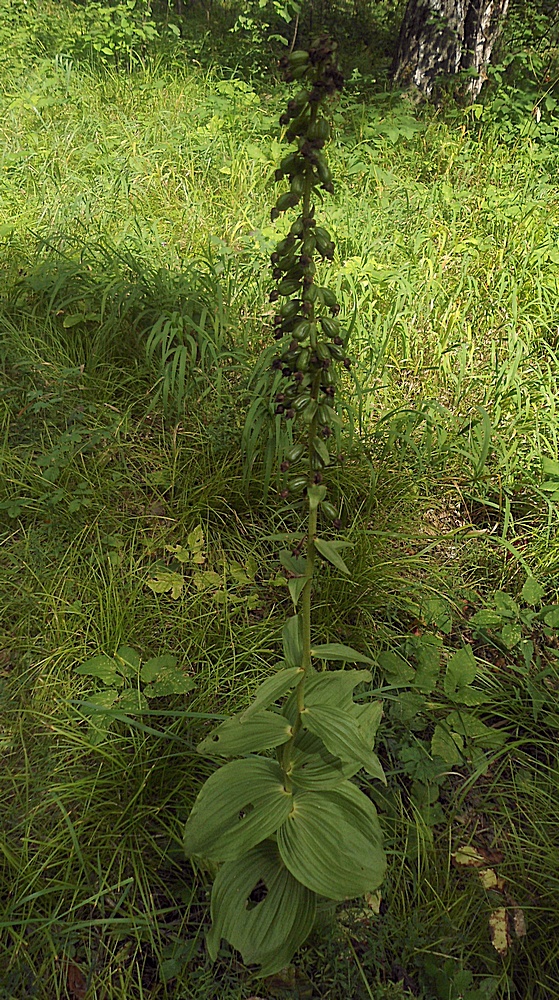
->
[[391, 0, 510, 99]]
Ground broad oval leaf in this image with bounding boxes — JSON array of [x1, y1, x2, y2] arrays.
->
[[378, 650, 415, 684], [286, 745, 347, 790], [353, 701, 383, 745], [75, 654, 121, 686], [431, 723, 464, 765], [304, 670, 372, 710], [242, 666, 304, 718], [140, 654, 178, 682], [277, 781, 386, 900], [288, 575, 308, 609], [444, 646, 477, 699], [301, 704, 385, 782], [197, 711, 293, 757], [470, 610, 502, 627], [184, 758, 292, 862], [117, 689, 149, 713], [314, 537, 350, 574], [446, 711, 507, 749], [501, 623, 522, 649], [206, 839, 316, 977], [311, 643, 373, 665], [144, 667, 195, 697], [115, 646, 141, 677], [283, 615, 303, 667], [521, 576, 544, 606], [544, 605, 559, 628]]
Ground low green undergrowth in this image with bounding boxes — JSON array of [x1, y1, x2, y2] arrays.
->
[[2, 3, 559, 997]]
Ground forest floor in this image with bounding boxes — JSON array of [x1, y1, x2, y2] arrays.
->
[[1, 3, 559, 999]]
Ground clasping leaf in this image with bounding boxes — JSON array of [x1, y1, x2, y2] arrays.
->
[[277, 781, 386, 899], [197, 711, 293, 757], [184, 758, 292, 863], [206, 839, 316, 977]]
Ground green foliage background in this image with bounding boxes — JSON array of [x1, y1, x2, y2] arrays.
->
[[1, 1, 559, 998]]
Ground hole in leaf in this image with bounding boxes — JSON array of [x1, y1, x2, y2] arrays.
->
[[246, 879, 268, 911], [238, 802, 255, 821]]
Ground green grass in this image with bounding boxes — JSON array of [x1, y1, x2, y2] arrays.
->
[[2, 2, 559, 998]]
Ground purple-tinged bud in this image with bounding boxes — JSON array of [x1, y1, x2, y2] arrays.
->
[[280, 488, 290, 499], [285, 408, 296, 420], [280, 460, 290, 472], [333, 518, 342, 530]]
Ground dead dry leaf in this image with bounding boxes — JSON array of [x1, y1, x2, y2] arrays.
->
[[66, 960, 87, 1000], [489, 907, 511, 956], [479, 867, 505, 892], [452, 844, 504, 868], [511, 904, 527, 938], [452, 845, 487, 867], [364, 890, 382, 914]]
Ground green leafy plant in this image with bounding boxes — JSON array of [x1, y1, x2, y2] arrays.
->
[[61, 0, 163, 72], [146, 526, 261, 610], [377, 632, 507, 834], [183, 38, 386, 977], [74, 646, 195, 743]]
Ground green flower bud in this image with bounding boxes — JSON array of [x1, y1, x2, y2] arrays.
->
[[320, 315, 340, 337], [302, 283, 319, 303], [290, 64, 310, 80], [286, 443, 305, 463], [278, 279, 302, 296], [321, 287, 338, 308], [290, 174, 306, 198], [321, 501, 339, 520], [276, 236, 295, 255], [329, 343, 346, 361], [288, 49, 310, 66], [288, 475, 308, 492], [309, 118, 331, 141], [296, 349, 310, 372], [292, 320, 312, 341], [316, 155, 333, 187], [280, 298, 301, 320], [276, 192, 300, 212]]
